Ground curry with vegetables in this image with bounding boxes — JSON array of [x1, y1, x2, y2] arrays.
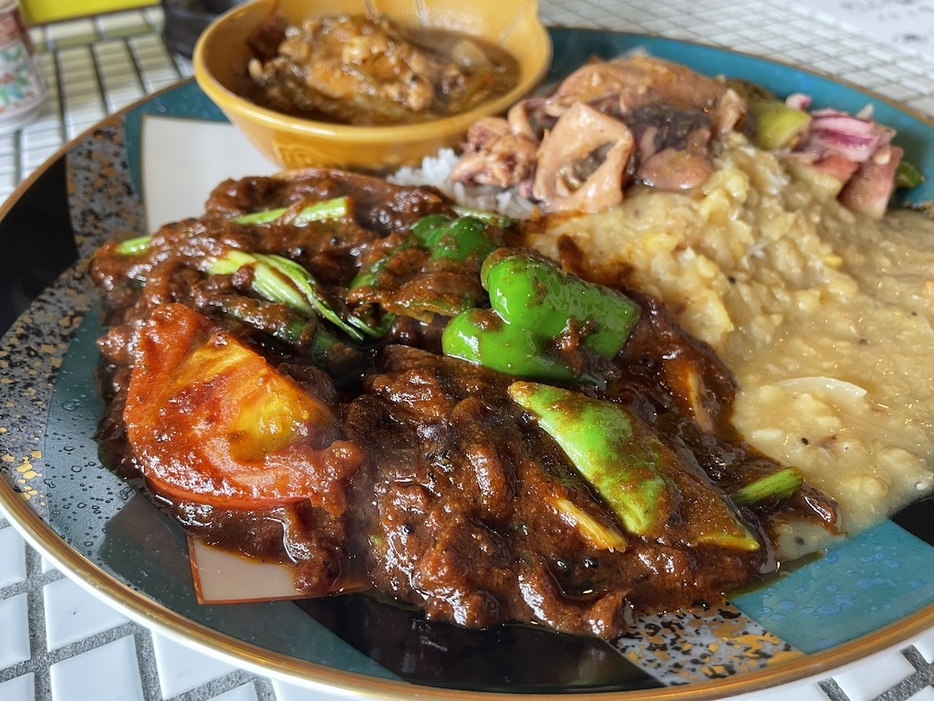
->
[[245, 13, 520, 126], [89, 169, 837, 638]]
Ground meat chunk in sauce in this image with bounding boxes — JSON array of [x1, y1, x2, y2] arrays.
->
[[345, 345, 764, 637], [89, 170, 837, 640]]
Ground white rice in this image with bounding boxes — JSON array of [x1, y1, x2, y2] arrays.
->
[[389, 148, 538, 220]]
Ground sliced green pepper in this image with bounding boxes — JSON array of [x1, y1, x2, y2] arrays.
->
[[230, 196, 352, 226], [206, 249, 378, 341], [114, 197, 351, 257], [443, 309, 577, 382], [348, 213, 503, 330], [508, 381, 761, 551], [431, 217, 499, 265], [508, 381, 674, 537], [732, 466, 802, 507], [451, 205, 513, 228], [114, 234, 153, 256], [409, 213, 454, 248], [351, 213, 494, 292], [347, 235, 417, 293], [410, 213, 502, 265], [481, 250, 640, 359], [896, 160, 925, 189], [443, 251, 641, 383]]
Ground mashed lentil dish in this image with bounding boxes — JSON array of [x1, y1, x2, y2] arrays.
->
[[528, 138, 934, 556], [87, 52, 932, 640]]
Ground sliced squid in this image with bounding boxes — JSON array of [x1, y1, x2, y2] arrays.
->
[[532, 102, 635, 214], [548, 54, 745, 135]]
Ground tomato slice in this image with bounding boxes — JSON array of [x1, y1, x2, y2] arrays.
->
[[124, 303, 362, 512]]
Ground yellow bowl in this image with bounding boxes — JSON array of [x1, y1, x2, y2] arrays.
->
[[192, 0, 552, 171]]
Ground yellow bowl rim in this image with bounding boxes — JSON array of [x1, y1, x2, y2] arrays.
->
[[191, 0, 553, 144]]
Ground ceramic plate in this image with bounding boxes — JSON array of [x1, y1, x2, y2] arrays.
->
[[1, 29, 933, 700]]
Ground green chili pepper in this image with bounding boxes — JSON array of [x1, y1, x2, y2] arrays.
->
[[508, 381, 761, 551], [206, 249, 379, 341], [344, 236, 412, 335], [749, 100, 812, 151], [348, 214, 496, 291], [409, 214, 454, 248], [347, 236, 417, 293], [896, 160, 925, 189], [114, 234, 153, 256], [452, 205, 513, 228], [431, 217, 499, 264], [348, 213, 503, 332], [443, 309, 577, 382], [732, 466, 802, 507], [230, 196, 352, 226], [411, 214, 501, 265], [442, 251, 639, 383], [508, 381, 675, 537], [114, 197, 351, 257], [481, 250, 640, 359]]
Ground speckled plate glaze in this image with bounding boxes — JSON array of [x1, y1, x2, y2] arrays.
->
[[1, 29, 933, 700]]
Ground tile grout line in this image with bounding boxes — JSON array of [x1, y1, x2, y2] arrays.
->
[[48, 43, 70, 157], [124, 35, 159, 99], [85, 42, 111, 140], [167, 669, 268, 701], [0, 528, 59, 690], [24, 543, 55, 701], [131, 628, 164, 701]]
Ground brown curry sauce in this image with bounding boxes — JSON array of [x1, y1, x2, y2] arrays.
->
[[89, 169, 837, 639], [245, 14, 521, 126]]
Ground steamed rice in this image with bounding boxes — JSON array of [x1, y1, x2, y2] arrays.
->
[[390, 148, 538, 219]]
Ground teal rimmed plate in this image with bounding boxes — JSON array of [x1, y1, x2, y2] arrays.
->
[[1, 28, 933, 700]]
